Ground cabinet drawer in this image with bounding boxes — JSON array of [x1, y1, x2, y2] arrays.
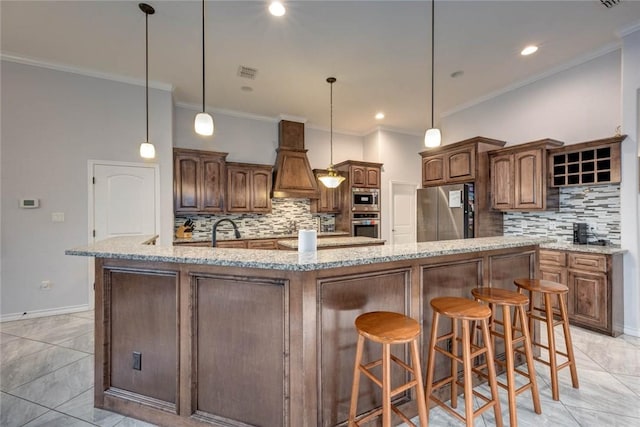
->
[[568, 253, 607, 273], [540, 249, 566, 267], [216, 240, 248, 249], [247, 239, 278, 250]]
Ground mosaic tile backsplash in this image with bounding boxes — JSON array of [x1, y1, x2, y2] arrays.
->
[[175, 198, 336, 240], [503, 184, 620, 245]]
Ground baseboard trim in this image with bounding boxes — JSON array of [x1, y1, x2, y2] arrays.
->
[[1, 304, 91, 322], [623, 325, 640, 338]]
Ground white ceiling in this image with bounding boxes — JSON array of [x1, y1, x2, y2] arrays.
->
[[2, 1, 640, 135]]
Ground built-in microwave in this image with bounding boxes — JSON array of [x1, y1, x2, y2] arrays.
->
[[352, 188, 379, 211]]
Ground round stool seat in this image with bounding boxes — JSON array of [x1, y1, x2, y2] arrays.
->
[[430, 296, 491, 320], [355, 311, 420, 344], [471, 287, 529, 306], [514, 278, 568, 294]]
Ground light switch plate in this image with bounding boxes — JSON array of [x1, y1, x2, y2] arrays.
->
[[51, 212, 65, 222]]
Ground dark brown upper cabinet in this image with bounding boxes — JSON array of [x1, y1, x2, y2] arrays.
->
[[488, 139, 563, 211], [310, 169, 343, 214], [174, 148, 227, 213], [226, 162, 273, 213], [334, 161, 382, 188]]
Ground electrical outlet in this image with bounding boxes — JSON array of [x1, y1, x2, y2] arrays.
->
[[51, 212, 65, 222], [132, 351, 142, 370], [40, 280, 52, 290]]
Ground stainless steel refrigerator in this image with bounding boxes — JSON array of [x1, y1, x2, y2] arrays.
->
[[417, 183, 475, 242]]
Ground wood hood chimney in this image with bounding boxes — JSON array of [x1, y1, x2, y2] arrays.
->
[[272, 120, 320, 199]]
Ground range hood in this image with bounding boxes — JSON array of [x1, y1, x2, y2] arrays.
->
[[272, 120, 320, 199]]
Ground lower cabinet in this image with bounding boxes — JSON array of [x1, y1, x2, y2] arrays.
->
[[539, 249, 623, 336]]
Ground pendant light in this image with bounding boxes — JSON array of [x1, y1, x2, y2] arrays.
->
[[139, 3, 156, 159], [318, 77, 345, 189], [194, 0, 214, 136], [424, 0, 441, 148]]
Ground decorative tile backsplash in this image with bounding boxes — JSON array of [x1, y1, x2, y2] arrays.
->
[[175, 198, 336, 240], [503, 184, 620, 245]]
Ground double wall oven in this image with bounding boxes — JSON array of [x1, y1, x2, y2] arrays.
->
[[351, 188, 380, 238]]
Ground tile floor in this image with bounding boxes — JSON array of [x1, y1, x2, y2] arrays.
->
[[1, 311, 639, 426]]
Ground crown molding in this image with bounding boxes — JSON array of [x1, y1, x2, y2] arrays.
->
[[618, 20, 640, 37], [175, 101, 279, 123], [1, 52, 174, 92]]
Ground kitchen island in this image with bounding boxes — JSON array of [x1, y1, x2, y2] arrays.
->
[[276, 235, 385, 250], [67, 235, 550, 427]]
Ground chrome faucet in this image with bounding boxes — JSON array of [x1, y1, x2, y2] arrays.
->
[[211, 219, 241, 247]]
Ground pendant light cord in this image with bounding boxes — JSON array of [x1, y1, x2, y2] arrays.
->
[[430, 0, 435, 129], [330, 80, 334, 165], [201, 0, 206, 112], [145, 8, 149, 142]]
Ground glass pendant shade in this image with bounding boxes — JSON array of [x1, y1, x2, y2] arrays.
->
[[424, 128, 441, 148], [318, 167, 345, 189], [140, 141, 156, 159], [194, 112, 214, 136]]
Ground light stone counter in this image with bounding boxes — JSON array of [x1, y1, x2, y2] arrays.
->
[[173, 231, 349, 245], [276, 236, 385, 249], [67, 235, 552, 272], [540, 241, 626, 255]]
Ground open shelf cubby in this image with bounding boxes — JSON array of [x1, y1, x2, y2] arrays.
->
[[549, 136, 623, 187]]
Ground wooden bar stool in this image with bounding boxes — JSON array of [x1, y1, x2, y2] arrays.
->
[[514, 278, 579, 400], [471, 287, 542, 427], [348, 311, 428, 427], [424, 297, 503, 427]]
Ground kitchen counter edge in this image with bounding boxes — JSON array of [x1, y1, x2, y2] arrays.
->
[[540, 241, 627, 255], [67, 235, 553, 272]]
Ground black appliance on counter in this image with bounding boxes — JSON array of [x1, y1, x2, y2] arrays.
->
[[573, 223, 588, 244]]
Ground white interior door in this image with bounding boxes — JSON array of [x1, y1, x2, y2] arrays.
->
[[93, 163, 158, 240], [390, 182, 418, 244], [88, 161, 159, 309]]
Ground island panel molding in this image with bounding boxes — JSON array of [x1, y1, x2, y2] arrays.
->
[[71, 235, 547, 426]]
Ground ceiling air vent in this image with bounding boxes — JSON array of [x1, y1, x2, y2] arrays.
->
[[237, 65, 258, 80], [599, 0, 621, 8]]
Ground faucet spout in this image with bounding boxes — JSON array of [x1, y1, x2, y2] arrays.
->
[[212, 219, 241, 247]]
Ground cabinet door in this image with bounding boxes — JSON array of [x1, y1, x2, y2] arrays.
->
[[251, 169, 272, 213], [422, 155, 445, 186], [365, 167, 380, 187], [568, 270, 607, 330], [540, 265, 567, 313], [490, 153, 514, 210], [446, 147, 475, 182], [514, 149, 543, 210], [174, 153, 200, 212], [226, 167, 251, 212], [311, 171, 342, 213], [351, 166, 366, 187], [201, 156, 225, 212]]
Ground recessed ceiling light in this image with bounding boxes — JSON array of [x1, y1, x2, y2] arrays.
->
[[521, 45, 538, 56], [269, 1, 286, 17], [375, 112, 385, 120], [241, 86, 253, 92]]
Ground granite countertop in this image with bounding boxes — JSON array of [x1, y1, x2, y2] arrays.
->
[[67, 235, 553, 272], [276, 236, 386, 249], [540, 241, 626, 255], [174, 231, 350, 244]]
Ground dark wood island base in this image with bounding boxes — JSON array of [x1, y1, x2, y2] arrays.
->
[[69, 237, 545, 427]]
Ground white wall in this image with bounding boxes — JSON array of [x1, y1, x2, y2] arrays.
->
[[441, 48, 640, 336], [442, 50, 622, 146], [174, 105, 363, 169], [362, 129, 423, 241], [0, 60, 174, 319], [620, 28, 640, 336]]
